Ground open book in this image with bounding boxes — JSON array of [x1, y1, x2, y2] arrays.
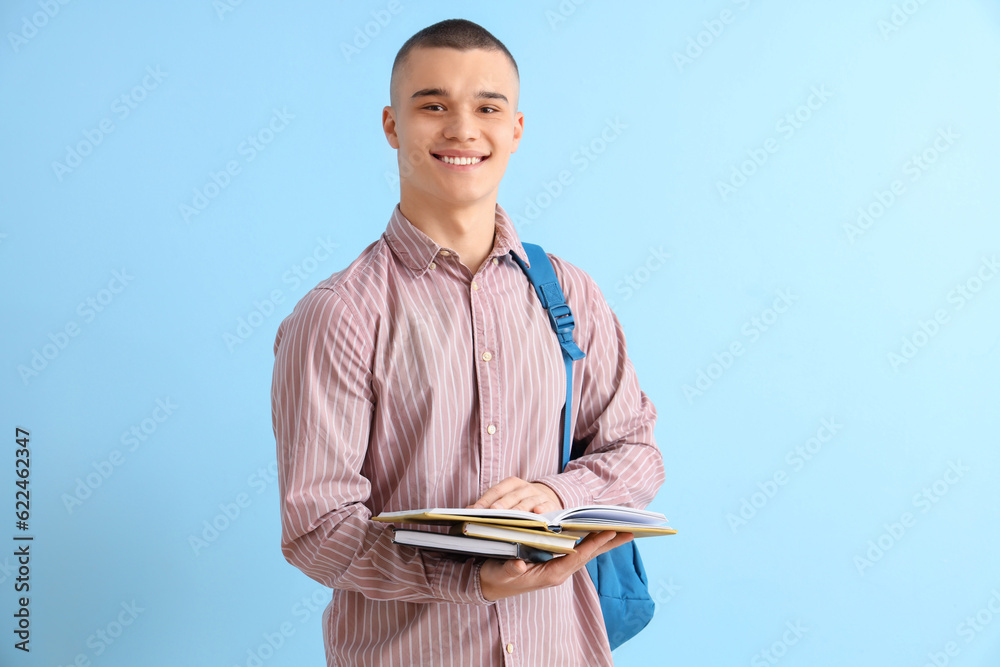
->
[[374, 504, 677, 537]]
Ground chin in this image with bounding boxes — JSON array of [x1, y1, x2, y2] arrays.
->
[[440, 192, 492, 206]]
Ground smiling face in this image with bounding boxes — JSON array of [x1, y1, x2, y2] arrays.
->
[[383, 46, 523, 212]]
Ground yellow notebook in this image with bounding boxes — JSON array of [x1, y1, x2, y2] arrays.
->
[[454, 522, 580, 554]]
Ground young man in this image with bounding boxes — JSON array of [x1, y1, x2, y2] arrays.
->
[[271, 18, 664, 666]]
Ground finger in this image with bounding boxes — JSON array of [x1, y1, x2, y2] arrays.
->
[[512, 533, 618, 588], [483, 534, 617, 597], [572, 531, 619, 561], [509, 495, 558, 513], [495, 481, 561, 512], [481, 482, 541, 511], [591, 531, 634, 558], [503, 488, 556, 512], [470, 476, 525, 509], [488, 557, 535, 586], [536, 532, 618, 577], [502, 558, 528, 579]]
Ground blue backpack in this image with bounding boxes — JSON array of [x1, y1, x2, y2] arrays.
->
[[510, 242, 656, 651]]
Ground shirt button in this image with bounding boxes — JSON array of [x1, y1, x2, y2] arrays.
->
[[440, 250, 451, 256], [472, 281, 479, 291], [486, 424, 497, 435], [506, 643, 514, 654], [492, 257, 499, 265], [481, 351, 492, 362], [428, 262, 437, 270]]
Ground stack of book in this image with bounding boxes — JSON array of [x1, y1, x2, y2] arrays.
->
[[373, 505, 677, 563]]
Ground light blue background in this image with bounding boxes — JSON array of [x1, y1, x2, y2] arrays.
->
[[3, 1, 999, 665]]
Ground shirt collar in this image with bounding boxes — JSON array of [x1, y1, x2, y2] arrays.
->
[[383, 203, 531, 273]]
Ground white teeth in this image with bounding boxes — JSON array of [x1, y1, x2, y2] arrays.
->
[[438, 155, 483, 165]]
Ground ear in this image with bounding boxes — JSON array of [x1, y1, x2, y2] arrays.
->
[[382, 106, 399, 149], [509, 111, 524, 154]]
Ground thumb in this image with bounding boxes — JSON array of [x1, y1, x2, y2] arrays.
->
[[502, 558, 528, 579]]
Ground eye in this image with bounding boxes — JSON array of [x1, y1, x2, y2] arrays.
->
[[422, 104, 444, 111], [480, 107, 500, 114]]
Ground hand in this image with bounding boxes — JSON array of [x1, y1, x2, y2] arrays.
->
[[479, 531, 634, 601], [467, 476, 562, 514]]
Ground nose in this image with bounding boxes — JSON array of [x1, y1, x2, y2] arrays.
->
[[443, 109, 479, 142]]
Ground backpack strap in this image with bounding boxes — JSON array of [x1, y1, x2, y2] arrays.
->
[[509, 243, 585, 471]]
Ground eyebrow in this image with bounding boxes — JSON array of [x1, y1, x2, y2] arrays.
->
[[410, 88, 509, 104]]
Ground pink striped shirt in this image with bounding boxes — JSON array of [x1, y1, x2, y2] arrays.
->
[[271, 203, 664, 666]]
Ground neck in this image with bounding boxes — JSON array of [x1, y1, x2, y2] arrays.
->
[[398, 190, 498, 273]]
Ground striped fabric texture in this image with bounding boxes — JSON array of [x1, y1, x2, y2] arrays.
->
[[271, 203, 664, 666]]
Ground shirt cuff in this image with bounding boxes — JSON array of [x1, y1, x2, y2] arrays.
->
[[534, 469, 597, 510], [430, 556, 492, 606]]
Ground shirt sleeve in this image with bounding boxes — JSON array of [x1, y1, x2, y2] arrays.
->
[[271, 287, 489, 605], [534, 261, 665, 510]]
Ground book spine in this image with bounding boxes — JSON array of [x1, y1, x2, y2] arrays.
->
[[515, 544, 557, 563]]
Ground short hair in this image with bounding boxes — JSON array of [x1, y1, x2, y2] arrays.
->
[[390, 19, 519, 103]]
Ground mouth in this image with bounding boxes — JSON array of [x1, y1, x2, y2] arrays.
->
[[432, 153, 491, 167]]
